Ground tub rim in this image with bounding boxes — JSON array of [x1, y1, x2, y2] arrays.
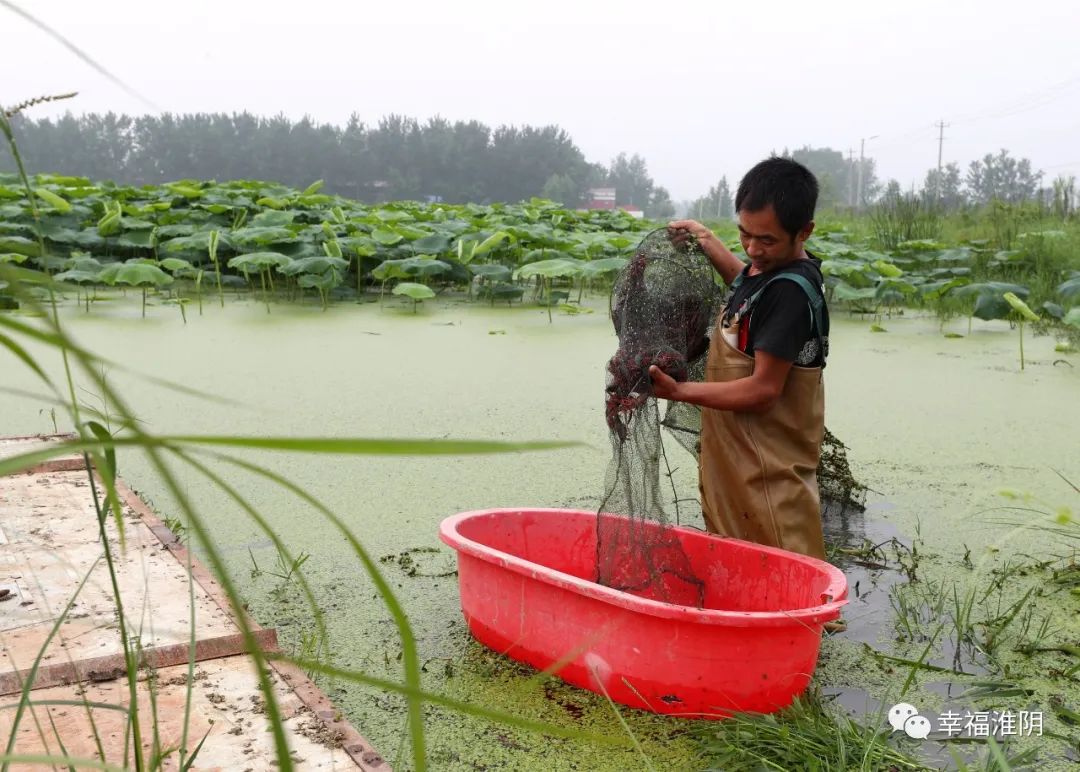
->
[[439, 507, 847, 628]]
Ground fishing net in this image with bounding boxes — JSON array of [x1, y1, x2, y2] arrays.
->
[[598, 230, 721, 606], [597, 229, 867, 607]]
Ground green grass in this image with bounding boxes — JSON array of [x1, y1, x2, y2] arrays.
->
[[693, 690, 927, 771]]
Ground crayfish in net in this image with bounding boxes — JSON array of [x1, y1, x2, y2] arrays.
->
[[604, 345, 688, 442]]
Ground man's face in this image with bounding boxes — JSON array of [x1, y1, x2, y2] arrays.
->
[[737, 204, 813, 273]]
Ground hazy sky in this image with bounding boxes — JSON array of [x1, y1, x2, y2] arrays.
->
[[6, 0, 1079, 201]]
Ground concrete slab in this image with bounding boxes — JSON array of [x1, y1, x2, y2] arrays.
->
[[0, 469, 237, 674], [0, 433, 84, 474], [0, 436, 388, 770], [0, 657, 362, 771]]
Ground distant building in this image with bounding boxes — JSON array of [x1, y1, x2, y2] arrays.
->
[[585, 187, 617, 210], [583, 188, 644, 217]]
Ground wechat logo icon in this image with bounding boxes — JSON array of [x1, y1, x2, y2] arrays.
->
[[889, 703, 931, 740]]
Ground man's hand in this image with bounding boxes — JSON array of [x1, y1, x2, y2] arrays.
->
[[667, 219, 745, 285], [668, 219, 718, 249], [648, 365, 681, 401], [650, 351, 794, 413]]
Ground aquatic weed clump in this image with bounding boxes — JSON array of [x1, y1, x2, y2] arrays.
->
[[819, 428, 869, 513], [693, 691, 926, 771]]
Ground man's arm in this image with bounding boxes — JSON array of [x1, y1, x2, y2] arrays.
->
[[668, 219, 745, 285], [649, 350, 793, 413]]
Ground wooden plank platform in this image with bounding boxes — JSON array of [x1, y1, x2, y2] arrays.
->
[[0, 435, 388, 770]]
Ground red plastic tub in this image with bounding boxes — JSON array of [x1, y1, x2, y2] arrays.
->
[[439, 508, 847, 718]]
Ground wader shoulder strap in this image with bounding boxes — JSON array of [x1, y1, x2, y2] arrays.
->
[[744, 272, 826, 343]]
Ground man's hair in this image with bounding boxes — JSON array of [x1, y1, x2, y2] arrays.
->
[[735, 156, 819, 238]]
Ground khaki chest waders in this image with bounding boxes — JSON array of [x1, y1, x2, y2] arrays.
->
[[698, 272, 828, 560]]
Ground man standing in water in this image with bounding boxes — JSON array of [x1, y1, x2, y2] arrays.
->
[[649, 157, 831, 563]]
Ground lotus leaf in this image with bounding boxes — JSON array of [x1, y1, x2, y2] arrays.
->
[[937, 248, 973, 262], [371, 228, 404, 246], [167, 183, 203, 199], [160, 257, 195, 274], [897, 239, 946, 252], [0, 237, 40, 257], [34, 188, 71, 213], [374, 210, 412, 223], [110, 263, 173, 287], [1041, 302, 1065, 320], [230, 226, 299, 246], [228, 252, 294, 272], [954, 282, 1030, 299], [162, 231, 232, 253], [918, 278, 970, 298], [65, 255, 102, 272], [871, 260, 904, 278], [1057, 273, 1080, 302], [392, 281, 435, 299], [581, 257, 629, 277], [36, 174, 91, 187], [469, 264, 512, 281], [514, 257, 582, 280], [279, 255, 349, 276], [973, 293, 1011, 321], [410, 233, 453, 254], [833, 282, 878, 302], [472, 231, 509, 257], [392, 281, 436, 312], [1003, 292, 1039, 322], [340, 236, 378, 257], [251, 210, 297, 227], [117, 230, 156, 249], [53, 269, 99, 285], [372, 257, 450, 281]]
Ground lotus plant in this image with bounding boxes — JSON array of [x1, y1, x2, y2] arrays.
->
[[1003, 291, 1039, 370], [392, 281, 436, 313], [228, 252, 293, 313], [101, 262, 173, 318]]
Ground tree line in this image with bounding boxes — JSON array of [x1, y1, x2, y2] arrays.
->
[[689, 146, 1073, 219], [2, 111, 674, 216]]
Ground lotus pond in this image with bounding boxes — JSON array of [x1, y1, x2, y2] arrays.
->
[[2, 176, 1078, 346], [2, 287, 1078, 770]]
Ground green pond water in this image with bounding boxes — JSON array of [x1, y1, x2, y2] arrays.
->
[[2, 292, 1078, 770]]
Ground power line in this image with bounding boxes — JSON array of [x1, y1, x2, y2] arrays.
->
[[866, 124, 937, 154], [852, 71, 1080, 158], [1042, 159, 1080, 171], [947, 73, 1080, 125]]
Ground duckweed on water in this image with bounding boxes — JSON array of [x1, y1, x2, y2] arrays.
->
[[1, 294, 1077, 769]]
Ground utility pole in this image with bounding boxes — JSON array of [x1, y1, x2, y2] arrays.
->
[[935, 119, 949, 205], [856, 136, 879, 212], [847, 149, 856, 209], [847, 148, 856, 209]]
